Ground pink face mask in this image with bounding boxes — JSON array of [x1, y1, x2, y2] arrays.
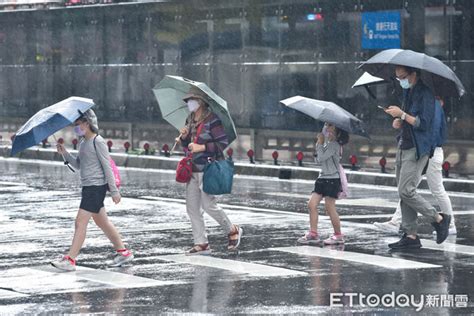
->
[[322, 125, 332, 138], [74, 125, 85, 136]]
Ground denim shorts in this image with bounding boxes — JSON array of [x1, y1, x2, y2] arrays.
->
[[312, 178, 341, 199], [79, 184, 108, 213]]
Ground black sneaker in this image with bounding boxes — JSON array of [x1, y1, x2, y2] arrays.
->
[[432, 213, 451, 244], [388, 234, 422, 250]]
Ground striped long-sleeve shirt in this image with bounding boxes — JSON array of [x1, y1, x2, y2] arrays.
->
[[315, 141, 341, 179], [181, 112, 229, 172], [62, 135, 120, 196]]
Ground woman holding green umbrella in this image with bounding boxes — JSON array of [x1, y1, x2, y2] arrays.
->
[[176, 91, 242, 255]]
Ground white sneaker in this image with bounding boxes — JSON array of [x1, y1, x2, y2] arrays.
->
[[374, 221, 400, 235], [51, 256, 76, 271], [323, 234, 344, 245], [108, 250, 134, 267]]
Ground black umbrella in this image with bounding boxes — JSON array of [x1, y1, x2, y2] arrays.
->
[[358, 49, 465, 98]]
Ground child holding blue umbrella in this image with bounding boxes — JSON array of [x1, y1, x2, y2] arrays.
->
[[51, 109, 133, 271]]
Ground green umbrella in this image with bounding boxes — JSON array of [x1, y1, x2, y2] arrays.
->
[[153, 75, 237, 145]]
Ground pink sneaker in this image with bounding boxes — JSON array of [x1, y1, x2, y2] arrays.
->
[[297, 231, 321, 245], [323, 234, 345, 245], [108, 249, 134, 267], [51, 255, 76, 271]]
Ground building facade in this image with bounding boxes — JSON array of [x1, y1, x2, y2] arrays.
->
[[0, 0, 472, 141]]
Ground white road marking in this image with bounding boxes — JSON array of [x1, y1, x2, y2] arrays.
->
[[0, 186, 32, 192], [157, 254, 307, 277], [72, 266, 176, 288], [421, 239, 474, 256], [450, 210, 474, 215], [271, 246, 442, 270], [0, 265, 181, 297], [0, 288, 29, 299], [0, 181, 27, 186]]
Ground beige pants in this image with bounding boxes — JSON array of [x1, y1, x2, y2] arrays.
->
[[186, 172, 233, 244]]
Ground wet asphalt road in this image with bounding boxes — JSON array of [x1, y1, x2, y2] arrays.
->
[[0, 157, 474, 315]]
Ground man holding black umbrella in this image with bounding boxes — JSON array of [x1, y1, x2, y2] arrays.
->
[[384, 65, 451, 250]]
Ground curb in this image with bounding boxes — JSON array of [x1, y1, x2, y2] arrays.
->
[[1, 146, 473, 193]]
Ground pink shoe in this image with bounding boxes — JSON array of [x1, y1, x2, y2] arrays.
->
[[323, 234, 345, 245], [297, 231, 321, 245]]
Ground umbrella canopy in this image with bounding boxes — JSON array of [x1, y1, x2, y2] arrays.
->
[[153, 75, 237, 145], [352, 72, 386, 88], [280, 96, 370, 139], [352, 72, 388, 99], [11, 97, 94, 156], [359, 49, 465, 98]]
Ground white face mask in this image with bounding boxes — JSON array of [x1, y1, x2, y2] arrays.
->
[[187, 99, 200, 112]]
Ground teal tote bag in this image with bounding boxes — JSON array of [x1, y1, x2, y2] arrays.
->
[[203, 159, 234, 195]]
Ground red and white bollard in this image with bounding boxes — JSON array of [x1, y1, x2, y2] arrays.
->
[[247, 149, 255, 164], [162, 144, 170, 157], [349, 154, 358, 170], [296, 151, 304, 167], [143, 143, 150, 155], [124, 141, 130, 153], [107, 140, 113, 153], [442, 161, 450, 178], [272, 151, 279, 165], [226, 148, 234, 161], [379, 156, 387, 173]]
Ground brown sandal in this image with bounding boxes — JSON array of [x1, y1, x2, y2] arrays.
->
[[228, 225, 243, 251], [186, 243, 212, 256]]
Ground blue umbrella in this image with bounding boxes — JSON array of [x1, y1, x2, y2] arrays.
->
[[11, 97, 94, 157]]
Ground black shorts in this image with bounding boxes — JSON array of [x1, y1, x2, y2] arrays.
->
[[79, 184, 108, 213], [312, 178, 341, 199]]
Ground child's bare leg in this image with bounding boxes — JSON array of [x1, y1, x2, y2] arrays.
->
[[309, 193, 323, 232], [92, 208, 125, 250], [324, 197, 341, 234], [68, 209, 93, 259]]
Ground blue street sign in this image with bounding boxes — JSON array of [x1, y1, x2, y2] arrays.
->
[[362, 11, 401, 50]]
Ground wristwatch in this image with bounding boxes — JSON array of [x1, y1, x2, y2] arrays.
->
[[401, 112, 407, 121]]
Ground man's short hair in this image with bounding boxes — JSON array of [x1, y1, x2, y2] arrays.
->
[[397, 65, 420, 76]]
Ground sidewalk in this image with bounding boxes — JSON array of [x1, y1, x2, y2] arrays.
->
[[1, 145, 473, 193]]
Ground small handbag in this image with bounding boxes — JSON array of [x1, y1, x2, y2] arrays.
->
[[203, 158, 234, 195], [332, 147, 349, 199], [176, 156, 193, 183], [176, 123, 204, 183]]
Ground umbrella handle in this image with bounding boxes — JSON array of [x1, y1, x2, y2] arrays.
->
[[170, 133, 183, 156], [53, 135, 75, 173]]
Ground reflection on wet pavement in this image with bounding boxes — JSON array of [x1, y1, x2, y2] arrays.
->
[[0, 159, 473, 314]]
